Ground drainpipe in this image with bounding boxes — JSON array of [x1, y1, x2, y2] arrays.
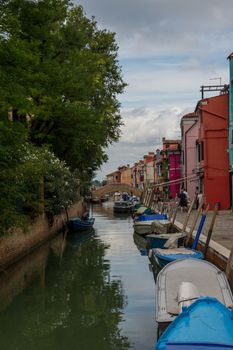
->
[[228, 53, 233, 209]]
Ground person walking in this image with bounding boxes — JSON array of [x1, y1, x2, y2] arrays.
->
[[179, 188, 188, 212]]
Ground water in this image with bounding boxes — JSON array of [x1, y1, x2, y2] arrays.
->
[[0, 202, 156, 350]]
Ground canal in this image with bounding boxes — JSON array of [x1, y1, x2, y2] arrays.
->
[[0, 202, 156, 350]]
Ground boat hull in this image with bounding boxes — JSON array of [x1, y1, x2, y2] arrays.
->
[[154, 247, 204, 267], [146, 233, 186, 249], [68, 217, 95, 232], [155, 259, 233, 335], [156, 297, 233, 350]]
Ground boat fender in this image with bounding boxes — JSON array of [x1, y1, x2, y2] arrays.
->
[[178, 282, 200, 313], [148, 249, 153, 259]]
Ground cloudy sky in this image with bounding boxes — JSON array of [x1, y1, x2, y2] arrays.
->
[[76, 0, 233, 180]]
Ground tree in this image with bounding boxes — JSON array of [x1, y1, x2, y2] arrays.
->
[[0, 0, 126, 187]]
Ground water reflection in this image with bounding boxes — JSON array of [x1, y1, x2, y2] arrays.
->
[[0, 202, 156, 350], [133, 233, 148, 256], [0, 232, 131, 349]]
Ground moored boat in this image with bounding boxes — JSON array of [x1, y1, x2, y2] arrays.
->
[[113, 200, 134, 213], [156, 296, 233, 350], [146, 232, 186, 249], [68, 217, 95, 232], [156, 259, 233, 335], [152, 247, 203, 267], [133, 215, 168, 235]]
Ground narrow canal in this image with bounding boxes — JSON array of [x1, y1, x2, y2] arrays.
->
[[0, 202, 156, 350]]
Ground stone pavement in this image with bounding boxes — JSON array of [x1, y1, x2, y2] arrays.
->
[[175, 209, 233, 250]]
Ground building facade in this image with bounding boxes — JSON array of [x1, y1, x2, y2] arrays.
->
[[195, 93, 230, 210], [180, 112, 199, 201], [162, 138, 181, 198]]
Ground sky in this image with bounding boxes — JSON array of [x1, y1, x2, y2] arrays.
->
[[76, 0, 233, 180]]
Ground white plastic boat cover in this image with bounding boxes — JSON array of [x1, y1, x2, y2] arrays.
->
[[156, 259, 233, 324], [156, 248, 196, 255], [135, 206, 148, 214], [151, 220, 172, 234]]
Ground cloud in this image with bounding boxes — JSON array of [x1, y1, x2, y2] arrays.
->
[[121, 107, 184, 144], [78, 0, 233, 59], [75, 0, 233, 180]]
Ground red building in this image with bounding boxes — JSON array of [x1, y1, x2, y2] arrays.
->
[[195, 93, 230, 210]]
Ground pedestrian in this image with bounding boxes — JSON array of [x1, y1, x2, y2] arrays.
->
[[179, 188, 188, 212]]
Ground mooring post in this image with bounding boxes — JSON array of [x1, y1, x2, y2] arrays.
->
[[226, 244, 233, 280]]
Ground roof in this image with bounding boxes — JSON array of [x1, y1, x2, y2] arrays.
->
[[162, 138, 181, 144]]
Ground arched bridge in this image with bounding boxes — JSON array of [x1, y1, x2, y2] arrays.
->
[[92, 183, 142, 198]]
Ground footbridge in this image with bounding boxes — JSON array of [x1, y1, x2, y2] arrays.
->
[[92, 183, 142, 198]]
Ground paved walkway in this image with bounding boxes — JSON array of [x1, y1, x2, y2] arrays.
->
[[175, 210, 233, 250]]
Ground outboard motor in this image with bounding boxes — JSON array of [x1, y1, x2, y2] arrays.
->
[[177, 282, 200, 313]]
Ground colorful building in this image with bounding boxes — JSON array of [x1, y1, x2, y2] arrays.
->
[[162, 138, 181, 198], [180, 112, 199, 201], [106, 170, 121, 184], [120, 165, 132, 185], [195, 93, 230, 210], [143, 152, 155, 186], [228, 53, 233, 208]]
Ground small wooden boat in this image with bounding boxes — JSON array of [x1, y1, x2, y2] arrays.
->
[[152, 204, 218, 267], [156, 296, 233, 350], [68, 217, 95, 231], [133, 215, 168, 235], [156, 259, 233, 334], [146, 232, 186, 249], [113, 200, 134, 213], [152, 247, 203, 267]]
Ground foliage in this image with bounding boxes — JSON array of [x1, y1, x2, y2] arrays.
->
[[0, 0, 125, 232], [0, 121, 29, 232], [0, 121, 79, 233], [0, 0, 126, 186]]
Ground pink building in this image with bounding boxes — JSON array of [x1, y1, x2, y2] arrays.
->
[[162, 138, 181, 198], [180, 112, 199, 201]]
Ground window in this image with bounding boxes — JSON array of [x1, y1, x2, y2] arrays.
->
[[201, 141, 204, 161]]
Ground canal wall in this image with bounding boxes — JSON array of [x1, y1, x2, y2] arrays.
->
[[0, 200, 83, 270]]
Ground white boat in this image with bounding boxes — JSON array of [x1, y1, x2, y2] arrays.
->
[[156, 258, 233, 335], [134, 219, 171, 235]]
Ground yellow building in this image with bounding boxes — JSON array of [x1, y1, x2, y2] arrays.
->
[[120, 165, 132, 185]]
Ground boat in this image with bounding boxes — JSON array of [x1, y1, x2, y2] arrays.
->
[[113, 200, 134, 213], [133, 214, 168, 235], [152, 247, 203, 267], [90, 197, 101, 204], [68, 217, 95, 231], [146, 232, 186, 249], [156, 259, 233, 335], [156, 296, 233, 350], [152, 206, 211, 267]]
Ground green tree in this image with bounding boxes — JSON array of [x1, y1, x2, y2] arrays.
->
[[0, 0, 126, 186]]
